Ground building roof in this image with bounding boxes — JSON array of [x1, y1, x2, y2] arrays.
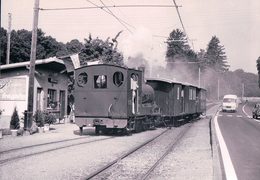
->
[[0, 57, 74, 74]]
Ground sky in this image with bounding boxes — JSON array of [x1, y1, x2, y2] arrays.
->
[[1, 0, 260, 73]]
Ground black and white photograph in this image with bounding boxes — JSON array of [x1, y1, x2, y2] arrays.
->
[[0, 0, 260, 179]]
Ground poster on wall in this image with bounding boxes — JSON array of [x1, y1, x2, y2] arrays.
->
[[0, 77, 27, 101]]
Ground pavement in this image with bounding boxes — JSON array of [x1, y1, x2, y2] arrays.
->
[[0, 123, 87, 152], [0, 104, 222, 179], [161, 103, 222, 180]]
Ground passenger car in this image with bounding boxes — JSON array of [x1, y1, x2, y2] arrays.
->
[[252, 103, 260, 119]]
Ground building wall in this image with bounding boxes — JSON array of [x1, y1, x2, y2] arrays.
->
[[35, 69, 68, 120], [0, 75, 29, 129], [0, 67, 68, 129]]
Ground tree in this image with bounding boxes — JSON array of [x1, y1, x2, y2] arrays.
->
[[1, 28, 67, 64], [66, 39, 84, 54], [166, 28, 190, 61], [0, 28, 7, 65], [80, 34, 124, 66], [205, 36, 229, 72], [10, 107, 20, 129], [256, 56, 260, 88]]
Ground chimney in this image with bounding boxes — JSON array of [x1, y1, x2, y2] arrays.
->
[[138, 66, 145, 82]]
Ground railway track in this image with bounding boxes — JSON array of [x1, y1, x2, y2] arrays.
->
[[140, 124, 191, 180], [85, 123, 192, 180], [0, 136, 115, 165]]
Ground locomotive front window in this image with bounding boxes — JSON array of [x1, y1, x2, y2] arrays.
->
[[94, 75, 107, 88], [113, 71, 124, 87], [77, 72, 88, 87]]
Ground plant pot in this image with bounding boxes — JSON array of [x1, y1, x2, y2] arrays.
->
[[11, 129, 18, 137], [44, 124, 50, 132], [38, 127, 44, 133]]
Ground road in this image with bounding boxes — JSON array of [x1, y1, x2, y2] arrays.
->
[[215, 102, 260, 180]]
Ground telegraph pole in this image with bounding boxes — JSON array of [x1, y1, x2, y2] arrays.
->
[[6, 13, 12, 64], [217, 79, 220, 101], [25, 0, 40, 131]]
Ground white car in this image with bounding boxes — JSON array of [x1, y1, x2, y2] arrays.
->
[[222, 94, 238, 112]]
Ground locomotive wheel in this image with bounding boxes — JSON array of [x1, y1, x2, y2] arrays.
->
[[125, 128, 132, 136], [95, 126, 100, 135]]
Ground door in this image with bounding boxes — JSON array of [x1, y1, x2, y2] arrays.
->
[[36, 88, 43, 111], [59, 90, 66, 119]]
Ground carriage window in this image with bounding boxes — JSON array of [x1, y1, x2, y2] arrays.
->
[[189, 89, 193, 100], [113, 71, 124, 87], [193, 89, 197, 100], [77, 72, 88, 87], [177, 87, 180, 100], [94, 75, 107, 88]]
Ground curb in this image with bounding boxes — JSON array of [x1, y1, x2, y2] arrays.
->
[[210, 109, 225, 180]]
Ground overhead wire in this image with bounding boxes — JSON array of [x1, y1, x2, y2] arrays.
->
[[40, 4, 178, 11], [98, 0, 134, 33], [172, 0, 193, 49], [86, 0, 134, 34]]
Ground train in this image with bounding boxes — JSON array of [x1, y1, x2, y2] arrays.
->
[[74, 64, 206, 135]]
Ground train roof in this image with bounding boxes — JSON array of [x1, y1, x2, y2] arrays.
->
[[146, 77, 207, 90], [146, 77, 174, 84], [146, 77, 196, 86], [75, 63, 140, 72]]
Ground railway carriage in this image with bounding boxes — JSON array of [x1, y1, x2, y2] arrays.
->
[[197, 88, 207, 115]]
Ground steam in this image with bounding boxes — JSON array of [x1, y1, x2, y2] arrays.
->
[[118, 27, 166, 75], [117, 27, 200, 86]]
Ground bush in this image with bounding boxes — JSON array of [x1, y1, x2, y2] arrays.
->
[[10, 107, 20, 130], [44, 112, 56, 125], [33, 110, 45, 127]]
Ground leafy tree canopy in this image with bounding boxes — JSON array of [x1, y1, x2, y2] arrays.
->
[[79, 34, 124, 66], [0, 28, 124, 67]]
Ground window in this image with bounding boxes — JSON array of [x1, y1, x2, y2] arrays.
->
[[193, 89, 196, 100], [94, 75, 107, 88], [77, 72, 88, 87], [113, 71, 124, 87], [47, 89, 57, 109], [177, 87, 180, 100], [189, 89, 193, 100]]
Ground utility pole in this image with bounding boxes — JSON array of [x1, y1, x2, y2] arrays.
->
[[198, 66, 201, 87], [6, 13, 12, 64], [217, 79, 220, 101], [25, 0, 40, 131], [242, 83, 245, 100]]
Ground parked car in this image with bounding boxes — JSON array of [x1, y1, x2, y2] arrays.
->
[[252, 103, 260, 119]]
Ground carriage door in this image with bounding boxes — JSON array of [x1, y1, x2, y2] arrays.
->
[[181, 88, 185, 113], [59, 90, 66, 119]]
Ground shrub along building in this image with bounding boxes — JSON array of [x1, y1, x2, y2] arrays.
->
[[0, 57, 73, 129]]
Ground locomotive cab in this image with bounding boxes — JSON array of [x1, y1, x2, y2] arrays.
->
[[74, 64, 142, 134]]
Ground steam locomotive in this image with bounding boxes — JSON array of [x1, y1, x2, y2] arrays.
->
[[74, 64, 206, 135]]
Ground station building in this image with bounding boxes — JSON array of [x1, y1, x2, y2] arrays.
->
[[0, 57, 72, 129]]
